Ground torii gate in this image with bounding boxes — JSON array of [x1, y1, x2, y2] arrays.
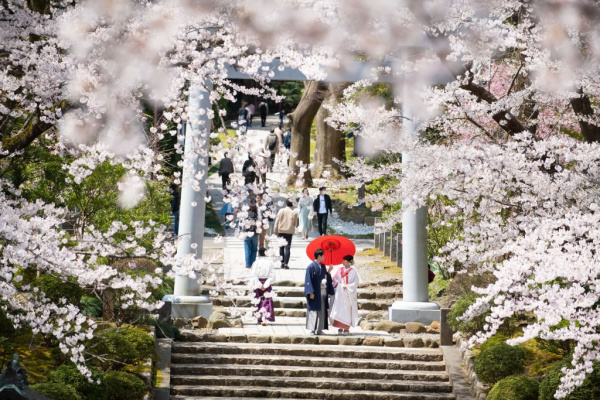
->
[[164, 57, 453, 325]]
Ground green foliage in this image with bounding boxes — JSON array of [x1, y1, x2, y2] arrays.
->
[[151, 276, 174, 301], [521, 339, 565, 378], [150, 318, 181, 339], [428, 274, 450, 300], [427, 196, 464, 267], [33, 274, 84, 305], [487, 375, 539, 400], [31, 382, 82, 400], [474, 335, 526, 384], [539, 357, 600, 400], [279, 81, 304, 108], [0, 308, 16, 364], [366, 175, 399, 196], [47, 365, 107, 400], [447, 292, 488, 335], [103, 371, 147, 400], [87, 326, 154, 370], [50, 346, 73, 368], [10, 138, 171, 248], [81, 296, 103, 318], [0, 307, 15, 337]]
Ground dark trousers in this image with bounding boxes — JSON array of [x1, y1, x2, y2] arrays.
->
[[173, 211, 179, 236], [268, 153, 275, 172], [260, 113, 267, 127], [278, 233, 293, 267], [221, 172, 231, 189], [317, 213, 328, 236]]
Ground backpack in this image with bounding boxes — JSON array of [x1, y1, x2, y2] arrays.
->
[[267, 134, 278, 151], [283, 131, 291, 149]]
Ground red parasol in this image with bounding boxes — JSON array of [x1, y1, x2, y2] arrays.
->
[[306, 235, 356, 266]]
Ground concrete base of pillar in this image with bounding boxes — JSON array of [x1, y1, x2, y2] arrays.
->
[[163, 295, 213, 319], [389, 301, 440, 325]]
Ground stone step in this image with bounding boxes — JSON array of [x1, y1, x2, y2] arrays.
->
[[170, 386, 456, 399], [172, 353, 446, 376], [213, 306, 378, 318], [171, 363, 449, 382], [213, 296, 393, 310], [172, 342, 444, 362], [205, 285, 402, 300], [173, 398, 319, 400], [178, 331, 440, 348], [271, 287, 402, 300], [171, 375, 454, 393], [170, 354, 447, 372]]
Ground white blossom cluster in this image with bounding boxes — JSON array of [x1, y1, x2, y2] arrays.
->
[[0, 179, 173, 379], [3, 0, 600, 396]]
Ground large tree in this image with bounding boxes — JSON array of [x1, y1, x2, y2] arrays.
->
[[313, 82, 348, 180], [286, 81, 329, 186]]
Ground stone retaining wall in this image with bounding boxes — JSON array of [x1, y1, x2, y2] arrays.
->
[[456, 334, 490, 400]]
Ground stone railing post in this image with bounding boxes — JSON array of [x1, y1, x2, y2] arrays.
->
[[390, 232, 398, 262]]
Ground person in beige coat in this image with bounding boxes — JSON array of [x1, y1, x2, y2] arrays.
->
[[273, 199, 298, 269]]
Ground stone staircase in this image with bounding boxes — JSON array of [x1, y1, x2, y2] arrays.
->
[[170, 341, 456, 399], [209, 282, 402, 318]]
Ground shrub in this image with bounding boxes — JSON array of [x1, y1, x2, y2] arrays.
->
[[87, 326, 154, 370], [474, 335, 526, 384], [428, 274, 450, 300], [487, 375, 539, 400], [539, 358, 600, 400], [151, 276, 174, 301], [103, 371, 147, 400], [447, 292, 487, 335], [151, 319, 181, 339], [81, 296, 103, 318], [119, 326, 155, 359], [31, 382, 81, 400], [47, 365, 107, 400], [33, 274, 84, 305]]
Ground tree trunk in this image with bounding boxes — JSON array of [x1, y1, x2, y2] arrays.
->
[[287, 81, 329, 187], [313, 82, 347, 179], [570, 89, 600, 143]]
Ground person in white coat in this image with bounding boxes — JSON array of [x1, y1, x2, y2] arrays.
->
[[329, 254, 360, 334], [249, 247, 277, 325]]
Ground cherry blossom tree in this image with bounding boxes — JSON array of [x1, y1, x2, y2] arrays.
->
[[3, 0, 600, 396]]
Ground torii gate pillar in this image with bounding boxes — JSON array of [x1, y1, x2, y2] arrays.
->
[[389, 68, 440, 325], [163, 83, 213, 319]]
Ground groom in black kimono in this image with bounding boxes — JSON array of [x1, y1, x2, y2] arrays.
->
[[305, 248, 335, 335]]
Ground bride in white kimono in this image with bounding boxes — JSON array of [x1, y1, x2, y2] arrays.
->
[[329, 254, 360, 334]]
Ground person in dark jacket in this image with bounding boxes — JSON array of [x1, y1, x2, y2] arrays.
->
[[304, 248, 334, 335], [168, 183, 180, 236], [312, 186, 333, 236], [258, 101, 268, 127], [218, 152, 234, 189], [242, 155, 257, 185]]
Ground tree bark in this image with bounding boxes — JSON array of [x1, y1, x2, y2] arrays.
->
[[313, 82, 347, 179], [287, 81, 329, 186], [570, 89, 600, 143]]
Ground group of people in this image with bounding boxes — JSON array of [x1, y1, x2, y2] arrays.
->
[[265, 123, 291, 170], [249, 246, 360, 334], [233, 185, 335, 269], [238, 100, 281, 132]]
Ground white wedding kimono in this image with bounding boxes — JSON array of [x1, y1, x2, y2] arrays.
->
[[329, 266, 360, 329]]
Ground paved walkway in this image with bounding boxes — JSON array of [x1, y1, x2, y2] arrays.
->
[[203, 116, 387, 338]]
